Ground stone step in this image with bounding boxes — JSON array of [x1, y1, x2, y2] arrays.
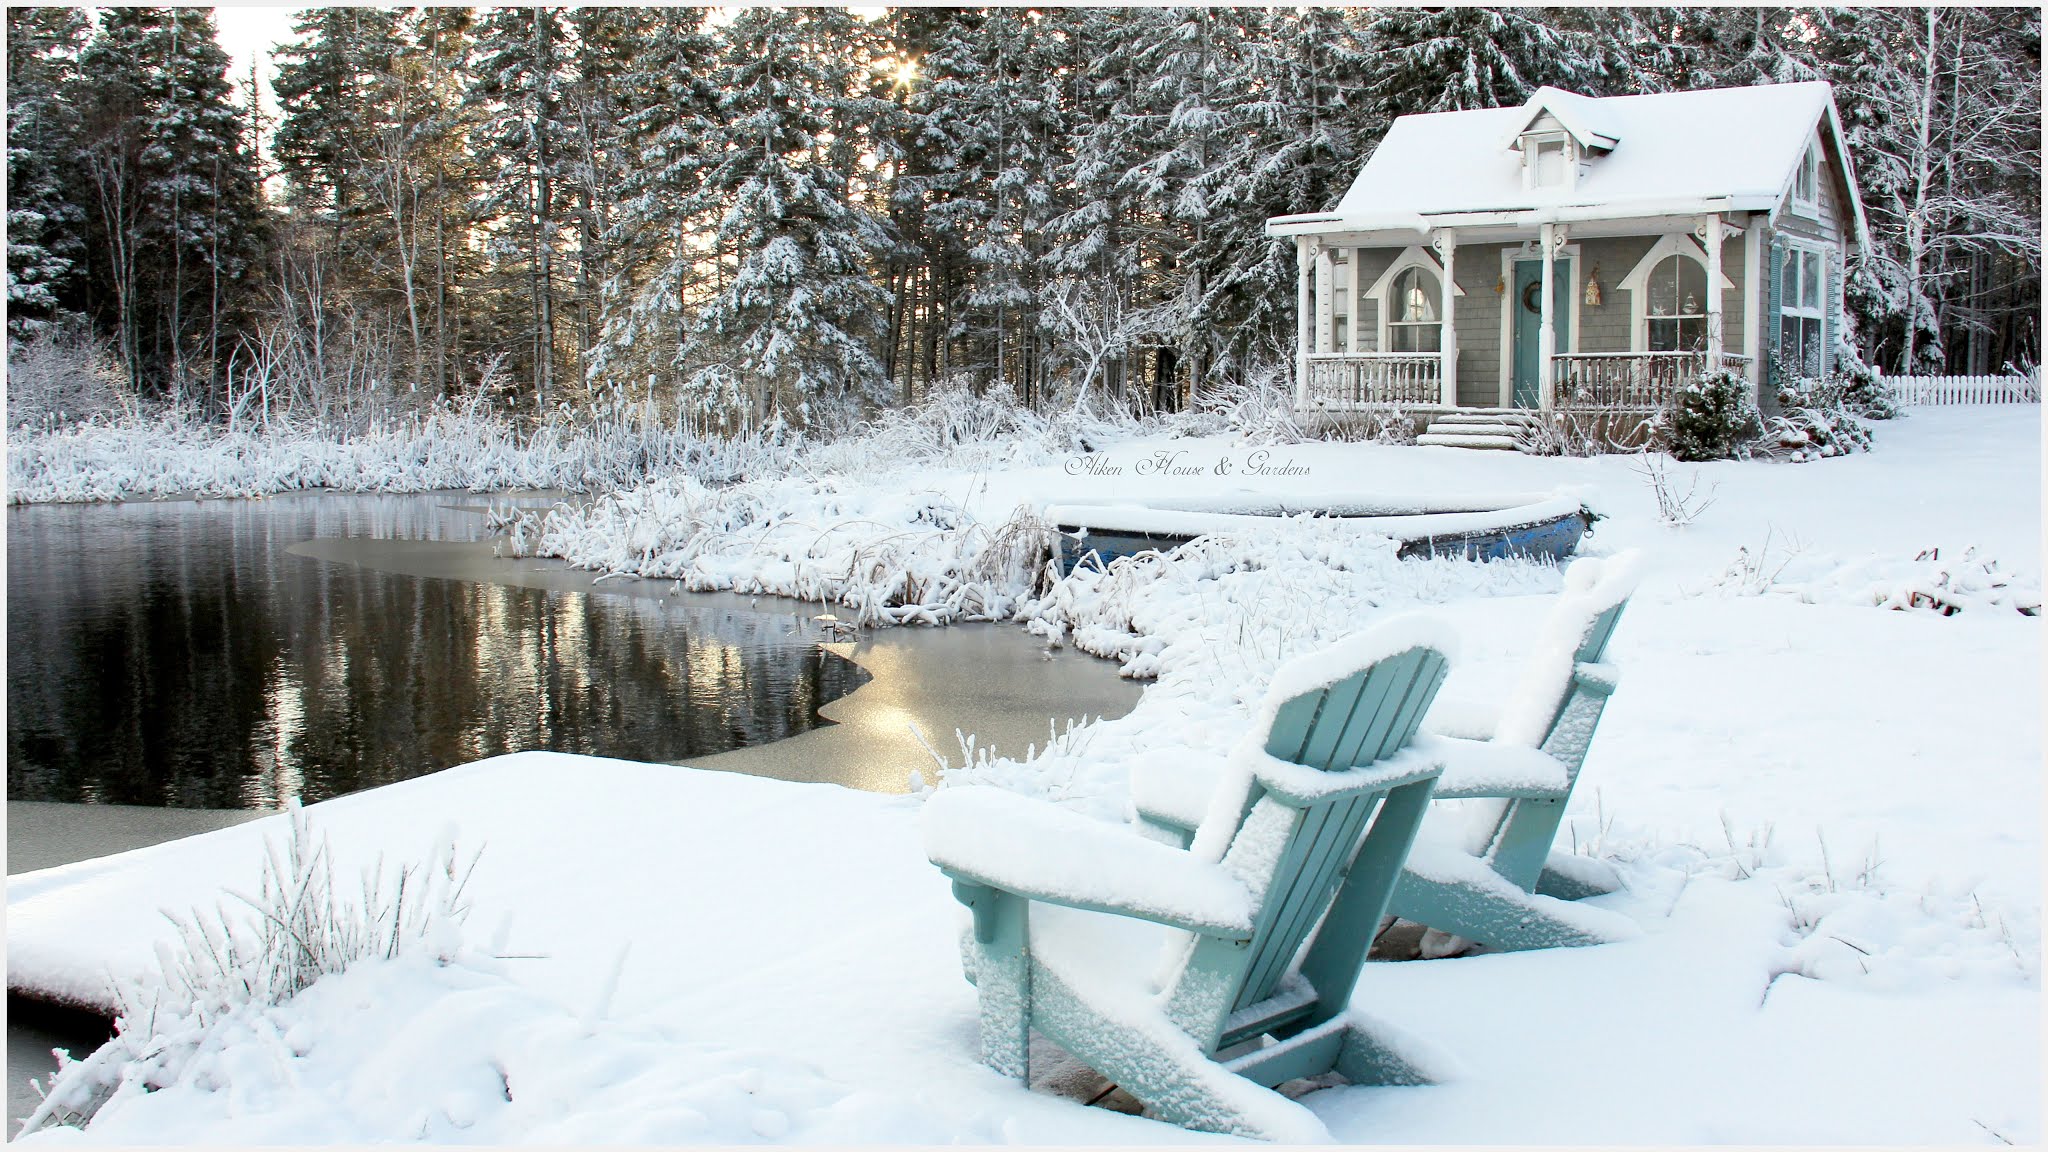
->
[[1424, 420, 1522, 437], [1430, 411, 1541, 428], [1416, 431, 1522, 450]]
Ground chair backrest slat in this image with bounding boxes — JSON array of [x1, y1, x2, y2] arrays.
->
[[1283, 671, 1373, 769], [1210, 645, 1452, 1021], [1328, 650, 1421, 770], [1232, 789, 1381, 1012]]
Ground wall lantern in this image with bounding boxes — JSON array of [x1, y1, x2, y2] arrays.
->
[[1583, 265, 1603, 307], [1494, 274, 1506, 296]]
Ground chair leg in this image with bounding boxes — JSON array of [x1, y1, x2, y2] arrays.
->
[[954, 882, 1031, 1082], [1389, 866, 1623, 951], [1032, 967, 1332, 1144]]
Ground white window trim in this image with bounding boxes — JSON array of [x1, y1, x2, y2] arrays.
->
[[1619, 233, 1737, 354], [1494, 241, 1582, 408], [1519, 130, 1576, 192], [1364, 245, 1463, 354], [1780, 239, 1829, 376], [1790, 140, 1821, 218]]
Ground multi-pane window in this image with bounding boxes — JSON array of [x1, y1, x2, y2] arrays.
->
[[1644, 253, 1708, 352], [1793, 144, 1819, 210], [1387, 266, 1441, 352], [1780, 246, 1826, 378]]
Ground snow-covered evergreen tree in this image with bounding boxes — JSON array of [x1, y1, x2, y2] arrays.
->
[[6, 7, 91, 335], [683, 7, 896, 422], [75, 7, 266, 398], [588, 8, 719, 399], [1361, 7, 1606, 115], [469, 6, 578, 410]]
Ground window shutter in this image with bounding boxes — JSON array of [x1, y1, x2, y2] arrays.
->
[[1766, 237, 1785, 392]]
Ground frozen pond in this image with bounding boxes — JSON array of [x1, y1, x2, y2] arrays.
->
[[7, 491, 881, 808]]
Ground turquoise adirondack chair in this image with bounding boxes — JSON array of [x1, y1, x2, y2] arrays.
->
[[1131, 551, 1643, 953], [1385, 551, 1642, 950], [922, 618, 1459, 1142]]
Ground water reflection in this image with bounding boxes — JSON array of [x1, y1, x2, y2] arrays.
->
[[7, 494, 868, 809]]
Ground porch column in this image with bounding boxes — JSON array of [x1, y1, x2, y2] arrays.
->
[[1314, 241, 1336, 353], [1348, 247, 1367, 354], [1703, 213, 1725, 370], [1743, 216, 1763, 399], [1295, 236, 1311, 404], [1538, 222, 1557, 410], [1433, 228, 1458, 407]]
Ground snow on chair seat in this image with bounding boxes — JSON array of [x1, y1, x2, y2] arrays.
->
[[921, 616, 1460, 1141]]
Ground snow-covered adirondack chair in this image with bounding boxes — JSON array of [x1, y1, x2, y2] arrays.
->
[[1382, 550, 1643, 950], [1130, 551, 1644, 952], [921, 618, 1459, 1142]]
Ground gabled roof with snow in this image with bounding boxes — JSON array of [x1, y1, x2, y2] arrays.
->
[[1270, 82, 1867, 250], [1500, 86, 1620, 153]]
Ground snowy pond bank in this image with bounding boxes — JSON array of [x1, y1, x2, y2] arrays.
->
[[6, 407, 2041, 1143]]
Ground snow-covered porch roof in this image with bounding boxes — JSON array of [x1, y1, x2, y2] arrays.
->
[[1270, 82, 1869, 256]]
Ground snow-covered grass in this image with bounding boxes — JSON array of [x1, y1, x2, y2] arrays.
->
[[7, 405, 2040, 1143], [6, 395, 808, 503], [7, 378, 1278, 506]]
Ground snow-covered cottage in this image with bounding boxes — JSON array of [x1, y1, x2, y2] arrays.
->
[[1267, 82, 1867, 437]]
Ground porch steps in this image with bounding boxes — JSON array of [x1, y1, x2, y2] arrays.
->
[[1416, 409, 1542, 452]]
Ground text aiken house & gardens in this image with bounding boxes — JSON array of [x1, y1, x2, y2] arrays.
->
[[1267, 81, 1868, 442]]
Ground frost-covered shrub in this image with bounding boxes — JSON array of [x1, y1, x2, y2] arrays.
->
[[5, 329, 134, 428], [1649, 368, 1761, 461], [1764, 364, 1895, 462]]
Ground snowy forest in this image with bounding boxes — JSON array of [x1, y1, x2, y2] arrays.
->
[[6, 6, 2040, 430]]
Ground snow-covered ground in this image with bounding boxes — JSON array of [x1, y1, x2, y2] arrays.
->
[[8, 405, 2040, 1143]]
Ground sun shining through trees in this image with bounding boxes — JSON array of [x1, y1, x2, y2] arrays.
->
[[5, 7, 2037, 429]]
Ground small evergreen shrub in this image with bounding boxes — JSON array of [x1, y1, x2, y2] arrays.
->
[[1649, 368, 1761, 461]]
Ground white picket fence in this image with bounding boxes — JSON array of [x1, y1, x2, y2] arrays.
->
[[1884, 369, 2041, 406]]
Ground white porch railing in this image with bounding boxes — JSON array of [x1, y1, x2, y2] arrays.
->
[[1884, 371, 2042, 406], [1304, 353, 1442, 409], [1552, 352, 1713, 410]]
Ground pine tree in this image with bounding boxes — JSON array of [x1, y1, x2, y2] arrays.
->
[[589, 8, 720, 401], [75, 7, 266, 399], [469, 6, 577, 411], [1361, 7, 1607, 116], [6, 7, 92, 335], [684, 7, 895, 421]]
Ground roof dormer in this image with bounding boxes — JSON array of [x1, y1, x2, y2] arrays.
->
[[1504, 88, 1619, 193], [1503, 87, 1622, 155]]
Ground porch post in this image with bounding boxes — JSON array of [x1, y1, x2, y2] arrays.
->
[[1348, 247, 1367, 354], [1295, 236, 1311, 405], [1538, 222, 1557, 410], [1314, 241, 1335, 353], [1703, 213, 1725, 371], [1433, 228, 1458, 407], [1742, 217, 1763, 400]]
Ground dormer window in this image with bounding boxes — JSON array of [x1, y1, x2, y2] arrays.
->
[[1521, 131, 1574, 191], [1793, 142, 1820, 213]]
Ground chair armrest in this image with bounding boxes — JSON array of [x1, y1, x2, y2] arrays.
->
[[1420, 695, 1502, 742], [923, 787, 1254, 940], [1427, 735, 1571, 799], [1129, 750, 1227, 832]]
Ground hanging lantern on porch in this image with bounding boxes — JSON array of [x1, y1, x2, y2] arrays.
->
[[1583, 264, 1603, 307]]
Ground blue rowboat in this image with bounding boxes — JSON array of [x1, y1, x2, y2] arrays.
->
[[1043, 493, 1597, 575]]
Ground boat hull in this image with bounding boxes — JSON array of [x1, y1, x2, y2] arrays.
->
[[1053, 504, 1595, 574]]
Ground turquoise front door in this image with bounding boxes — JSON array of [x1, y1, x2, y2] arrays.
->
[[1510, 258, 1572, 408]]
